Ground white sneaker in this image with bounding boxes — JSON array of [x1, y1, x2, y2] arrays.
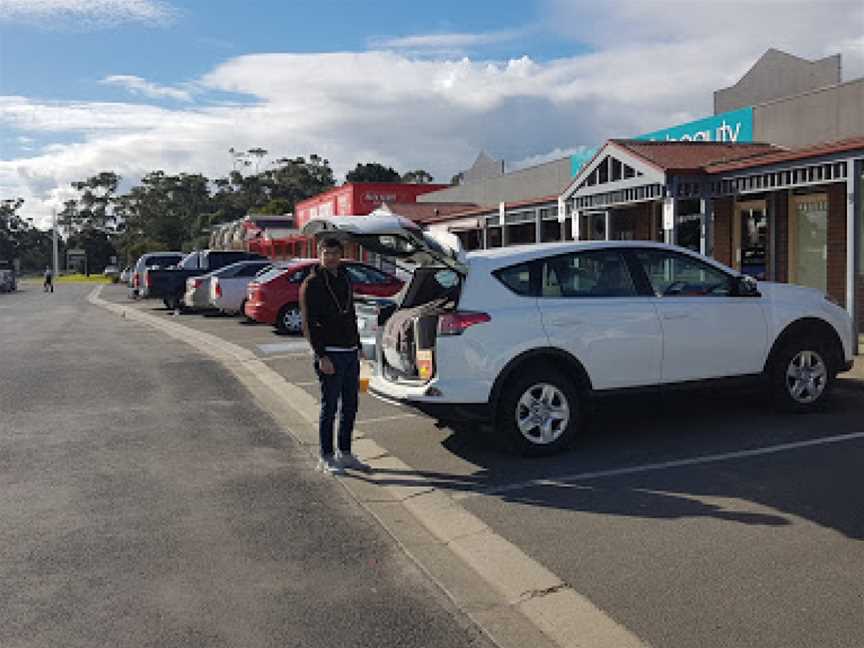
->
[[317, 455, 345, 476], [336, 452, 372, 473]]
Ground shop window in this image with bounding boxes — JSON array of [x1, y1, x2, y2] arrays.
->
[[487, 227, 503, 248], [790, 195, 828, 293]]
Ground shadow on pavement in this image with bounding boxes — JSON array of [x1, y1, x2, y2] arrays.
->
[[350, 381, 864, 539]]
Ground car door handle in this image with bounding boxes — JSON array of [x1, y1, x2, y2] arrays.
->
[[549, 317, 583, 326], [662, 313, 689, 321]]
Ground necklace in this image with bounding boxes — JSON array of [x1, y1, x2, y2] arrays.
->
[[322, 268, 350, 315]]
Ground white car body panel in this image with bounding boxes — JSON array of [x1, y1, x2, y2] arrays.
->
[[539, 297, 663, 389], [654, 296, 769, 382]]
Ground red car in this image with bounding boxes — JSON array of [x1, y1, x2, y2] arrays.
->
[[244, 259, 403, 333]]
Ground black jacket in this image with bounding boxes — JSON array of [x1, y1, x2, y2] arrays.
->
[[300, 264, 360, 357]]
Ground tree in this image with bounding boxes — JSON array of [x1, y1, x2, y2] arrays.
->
[[450, 171, 464, 186], [0, 198, 25, 261], [70, 171, 121, 233], [346, 162, 401, 184], [401, 169, 434, 184]]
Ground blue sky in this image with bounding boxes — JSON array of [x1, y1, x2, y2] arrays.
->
[[1, 0, 862, 227]]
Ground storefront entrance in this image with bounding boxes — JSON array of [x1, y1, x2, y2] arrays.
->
[[788, 193, 828, 293], [734, 200, 768, 280]]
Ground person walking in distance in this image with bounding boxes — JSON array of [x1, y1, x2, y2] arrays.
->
[[43, 266, 54, 293], [300, 237, 372, 476]]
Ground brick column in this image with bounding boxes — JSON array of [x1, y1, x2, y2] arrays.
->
[[774, 190, 789, 283], [827, 183, 847, 307], [713, 197, 733, 266]]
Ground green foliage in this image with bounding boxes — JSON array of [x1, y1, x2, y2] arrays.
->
[[346, 162, 401, 184], [401, 169, 434, 184]]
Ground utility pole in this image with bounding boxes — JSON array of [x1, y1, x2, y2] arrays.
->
[[52, 208, 59, 277]]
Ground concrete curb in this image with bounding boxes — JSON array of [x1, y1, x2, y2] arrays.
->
[[89, 287, 647, 648]]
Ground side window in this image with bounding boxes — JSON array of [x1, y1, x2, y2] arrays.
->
[[287, 266, 312, 283], [494, 262, 534, 296], [634, 250, 733, 297], [540, 250, 635, 298]]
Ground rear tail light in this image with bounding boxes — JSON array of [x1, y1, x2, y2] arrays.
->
[[214, 279, 222, 298], [191, 278, 202, 289], [132, 273, 139, 288], [437, 311, 491, 336]]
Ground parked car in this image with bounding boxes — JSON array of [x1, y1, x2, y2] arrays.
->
[[244, 258, 403, 334], [0, 260, 16, 293], [103, 264, 120, 282], [303, 214, 855, 456], [206, 260, 273, 314], [144, 249, 266, 309], [129, 252, 184, 299]]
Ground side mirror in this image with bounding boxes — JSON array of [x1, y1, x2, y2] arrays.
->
[[735, 275, 760, 297]]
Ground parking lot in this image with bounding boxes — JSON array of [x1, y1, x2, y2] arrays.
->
[[98, 282, 864, 648]]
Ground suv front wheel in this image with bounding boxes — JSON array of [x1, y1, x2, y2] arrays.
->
[[498, 368, 583, 456], [770, 338, 834, 412]]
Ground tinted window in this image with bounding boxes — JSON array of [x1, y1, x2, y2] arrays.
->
[[634, 249, 733, 297], [540, 250, 635, 298], [345, 264, 391, 285], [286, 266, 313, 283], [494, 262, 534, 296]]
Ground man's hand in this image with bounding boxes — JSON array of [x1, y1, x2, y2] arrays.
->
[[319, 356, 335, 375]]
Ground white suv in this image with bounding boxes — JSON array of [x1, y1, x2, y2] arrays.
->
[[304, 214, 855, 455]]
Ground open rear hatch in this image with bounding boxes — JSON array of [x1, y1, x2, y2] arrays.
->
[[303, 213, 468, 383]]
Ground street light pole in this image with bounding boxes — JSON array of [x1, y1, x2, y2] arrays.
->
[[52, 208, 59, 278]]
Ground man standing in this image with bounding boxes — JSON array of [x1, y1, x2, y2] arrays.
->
[[300, 238, 372, 476], [43, 266, 54, 293]]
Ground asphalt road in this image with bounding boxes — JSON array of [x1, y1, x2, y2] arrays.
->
[[100, 284, 864, 648], [0, 284, 494, 648]]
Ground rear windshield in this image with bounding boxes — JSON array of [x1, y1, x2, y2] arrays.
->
[[256, 266, 290, 284], [140, 254, 182, 270]]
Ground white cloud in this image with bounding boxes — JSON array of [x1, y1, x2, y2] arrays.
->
[[2, 0, 862, 229], [100, 75, 193, 102], [0, 0, 177, 27], [370, 29, 523, 51]]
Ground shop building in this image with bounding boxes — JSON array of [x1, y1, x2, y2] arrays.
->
[[560, 137, 864, 333]]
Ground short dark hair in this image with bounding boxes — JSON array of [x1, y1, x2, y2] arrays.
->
[[317, 237, 343, 253]]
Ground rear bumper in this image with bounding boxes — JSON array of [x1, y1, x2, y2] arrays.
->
[[368, 386, 491, 421], [245, 301, 277, 325]]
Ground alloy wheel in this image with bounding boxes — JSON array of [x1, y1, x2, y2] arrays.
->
[[785, 349, 827, 404], [515, 383, 570, 445]]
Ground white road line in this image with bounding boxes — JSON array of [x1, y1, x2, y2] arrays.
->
[[455, 430, 864, 501]]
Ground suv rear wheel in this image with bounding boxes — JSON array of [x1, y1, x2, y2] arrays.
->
[[498, 368, 582, 456], [770, 337, 834, 412]]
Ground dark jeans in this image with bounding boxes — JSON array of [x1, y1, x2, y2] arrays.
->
[[315, 350, 359, 457]]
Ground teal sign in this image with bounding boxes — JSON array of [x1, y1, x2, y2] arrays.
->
[[570, 106, 754, 176], [636, 106, 753, 144]]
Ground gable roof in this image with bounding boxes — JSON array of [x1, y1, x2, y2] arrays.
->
[[610, 140, 782, 173], [706, 136, 864, 173]]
